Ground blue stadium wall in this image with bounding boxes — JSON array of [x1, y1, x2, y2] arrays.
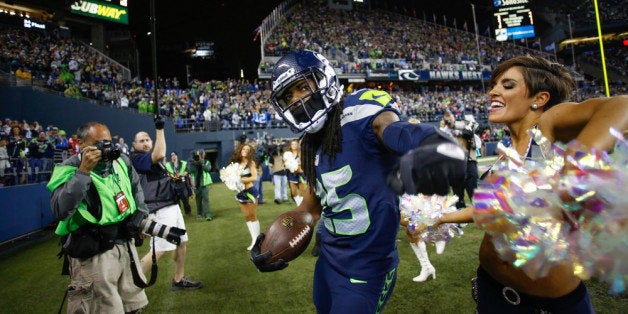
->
[[0, 86, 296, 242], [0, 87, 296, 164], [0, 183, 55, 243]]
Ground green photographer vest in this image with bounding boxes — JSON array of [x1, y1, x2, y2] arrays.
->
[[47, 159, 137, 236], [189, 160, 213, 187], [165, 160, 187, 175]]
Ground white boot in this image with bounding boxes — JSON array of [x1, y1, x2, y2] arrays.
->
[[435, 240, 447, 255], [246, 220, 260, 251], [410, 241, 435, 282]]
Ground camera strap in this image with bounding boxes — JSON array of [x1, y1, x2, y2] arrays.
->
[[57, 288, 68, 314], [126, 238, 158, 288]]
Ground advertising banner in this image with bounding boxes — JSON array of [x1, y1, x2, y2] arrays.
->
[[70, 0, 128, 25], [398, 70, 491, 81]]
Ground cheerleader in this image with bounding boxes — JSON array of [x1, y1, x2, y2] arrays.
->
[[284, 139, 306, 205], [229, 144, 260, 251], [400, 215, 446, 282]]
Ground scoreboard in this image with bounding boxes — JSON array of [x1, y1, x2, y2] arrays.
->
[[492, 0, 535, 41]]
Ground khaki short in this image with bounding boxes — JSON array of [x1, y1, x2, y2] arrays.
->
[[67, 240, 148, 313]]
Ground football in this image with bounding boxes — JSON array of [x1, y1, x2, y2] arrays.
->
[[260, 210, 315, 264]]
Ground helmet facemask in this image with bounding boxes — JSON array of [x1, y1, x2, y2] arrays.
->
[[270, 51, 343, 133]]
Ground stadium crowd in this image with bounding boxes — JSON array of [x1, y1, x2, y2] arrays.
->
[[0, 117, 133, 187], [1, 3, 625, 189], [538, 0, 627, 26], [262, 5, 544, 73]]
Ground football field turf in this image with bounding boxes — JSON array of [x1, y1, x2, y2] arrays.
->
[[0, 181, 625, 313]]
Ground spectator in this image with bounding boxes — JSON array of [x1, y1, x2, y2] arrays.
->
[[15, 66, 32, 81], [120, 93, 129, 109], [116, 137, 129, 155], [239, 131, 247, 144], [68, 133, 79, 156], [202, 107, 212, 127], [28, 131, 54, 183], [54, 129, 70, 162], [0, 137, 10, 185], [231, 112, 242, 129], [7, 126, 27, 184], [0, 119, 9, 137]]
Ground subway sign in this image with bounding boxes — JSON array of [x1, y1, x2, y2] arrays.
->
[[70, 0, 128, 25]]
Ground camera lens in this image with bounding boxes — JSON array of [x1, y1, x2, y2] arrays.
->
[[95, 140, 121, 162], [139, 219, 185, 245]]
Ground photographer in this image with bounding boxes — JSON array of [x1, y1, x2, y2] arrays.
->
[[187, 150, 213, 220], [254, 143, 268, 204], [165, 152, 192, 216], [441, 111, 479, 209], [268, 141, 289, 204], [131, 116, 202, 291], [48, 122, 149, 313]]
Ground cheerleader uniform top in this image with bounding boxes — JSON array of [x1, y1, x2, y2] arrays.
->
[[240, 164, 252, 178]]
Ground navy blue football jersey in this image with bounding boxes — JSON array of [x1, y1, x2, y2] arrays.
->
[[315, 88, 401, 280]]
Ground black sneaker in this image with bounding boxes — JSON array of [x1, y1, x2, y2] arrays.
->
[[172, 277, 203, 291], [274, 199, 280, 204]]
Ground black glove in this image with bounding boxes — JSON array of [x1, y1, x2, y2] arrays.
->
[[250, 234, 288, 272], [154, 115, 165, 130], [388, 129, 467, 196]]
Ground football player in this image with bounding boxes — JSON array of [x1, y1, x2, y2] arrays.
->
[[251, 50, 466, 312]]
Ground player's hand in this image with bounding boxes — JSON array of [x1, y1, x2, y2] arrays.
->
[[250, 234, 288, 272], [154, 115, 165, 130], [388, 129, 466, 196]]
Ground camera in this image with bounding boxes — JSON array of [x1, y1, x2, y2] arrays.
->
[[95, 140, 121, 162], [192, 150, 203, 162], [267, 143, 281, 156], [128, 211, 186, 245], [449, 120, 479, 133], [453, 121, 480, 133]]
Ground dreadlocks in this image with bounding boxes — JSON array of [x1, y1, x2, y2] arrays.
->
[[301, 103, 343, 188]]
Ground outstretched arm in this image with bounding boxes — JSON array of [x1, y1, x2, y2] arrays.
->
[[151, 116, 167, 164], [372, 110, 467, 196], [439, 205, 474, 224], [372, 110, 437, 155], [541, 95, 628, 151]]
